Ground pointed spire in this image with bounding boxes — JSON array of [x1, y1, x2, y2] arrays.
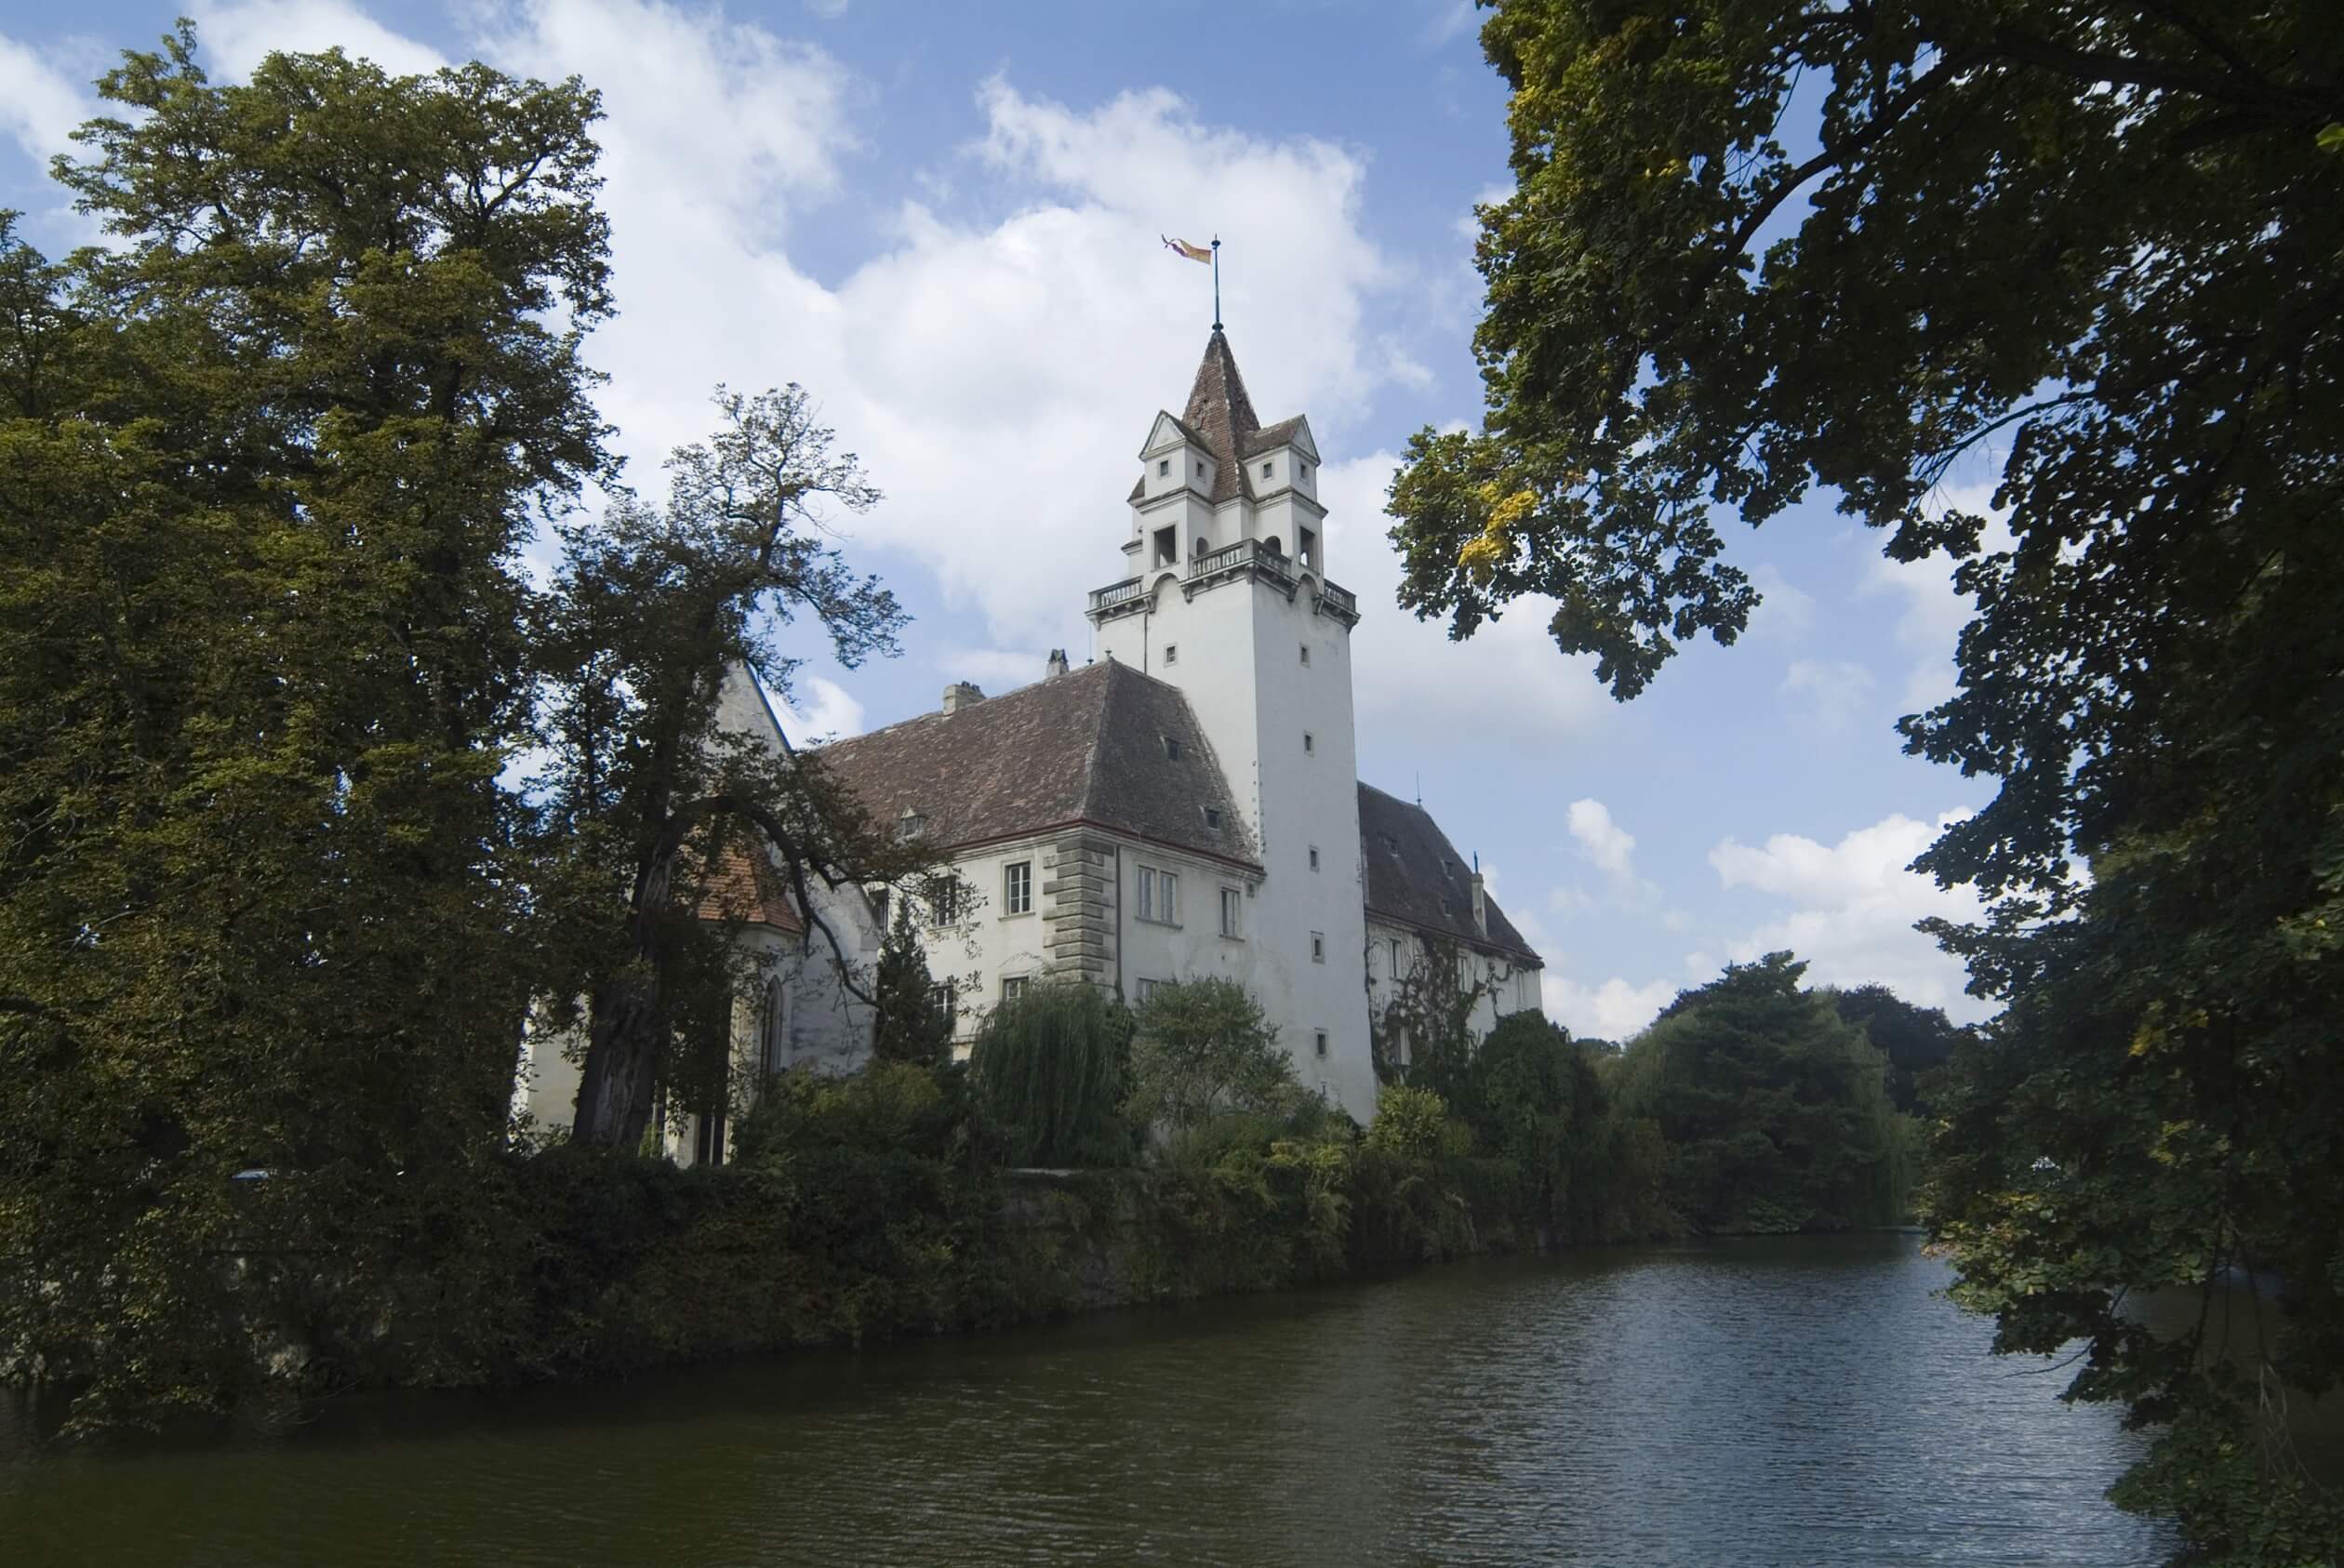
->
[[1180, 328, 1261, 504]]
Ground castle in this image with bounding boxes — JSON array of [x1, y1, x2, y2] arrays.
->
[[515, 330, 1544, 1153]]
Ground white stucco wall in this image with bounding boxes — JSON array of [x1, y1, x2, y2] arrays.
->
[[1365, 916, 1546, 1064]]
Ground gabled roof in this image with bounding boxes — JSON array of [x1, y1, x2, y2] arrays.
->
[[811, 658, 1259, 868], [691, 838, 805, 933], [1242, 415, 1316, 461], [1358, 782, 1541, 965]]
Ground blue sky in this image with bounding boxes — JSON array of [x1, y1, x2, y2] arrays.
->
[[0, 0, 1998, 1035]]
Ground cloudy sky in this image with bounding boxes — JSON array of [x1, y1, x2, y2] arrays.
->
[[1, 0, 1999, 1038]]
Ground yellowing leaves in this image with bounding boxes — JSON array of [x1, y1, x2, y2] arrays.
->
[[1458, 483, 1538, 585]]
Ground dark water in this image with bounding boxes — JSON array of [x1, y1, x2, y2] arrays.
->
[[0, 1233, 2177, 1566]]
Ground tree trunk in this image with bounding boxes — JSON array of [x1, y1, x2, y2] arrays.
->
[[572, 974, 665, 1150]]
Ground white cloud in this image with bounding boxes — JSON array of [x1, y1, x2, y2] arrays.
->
[[1320, 453, 1608, 747], [1566, 798, 1635, 878], [1708, 809, 1989, 1019], [1780, 658, 1876, 734], [1859, 479, 2017, 715], [1540, 974, 1675, 1042], [774, 674, 865, 745], [1745, 561, 1815, 643], [191, 0, 449, 75], [0, 33, 92, 166]]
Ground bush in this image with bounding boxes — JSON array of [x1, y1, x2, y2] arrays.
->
[[967, 980, 1136, 1167], [1125, 977, 1306, 1133], [1365, 1083, 1470, 1162]]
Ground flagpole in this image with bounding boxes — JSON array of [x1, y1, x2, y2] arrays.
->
[[1211, 236, 1221, 331]]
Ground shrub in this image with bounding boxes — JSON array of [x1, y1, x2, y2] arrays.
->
[[1365, 1083, 1470, 1162], [1126, 977, 1306, 1133], [968, 979, 1136, 1167]]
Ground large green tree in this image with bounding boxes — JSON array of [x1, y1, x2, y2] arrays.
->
[[0, 29, 612, 1426], [1395, 2, 2342, 1551]]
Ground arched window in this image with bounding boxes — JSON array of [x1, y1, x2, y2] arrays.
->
[[1262, 535, 1284, 557], [761, 977, 788, 1077]]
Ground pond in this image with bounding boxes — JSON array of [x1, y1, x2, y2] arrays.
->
[[0, 1232, 2178, 1565]]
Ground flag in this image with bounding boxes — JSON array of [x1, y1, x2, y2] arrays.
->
[[1162, 234, 1213, 264]]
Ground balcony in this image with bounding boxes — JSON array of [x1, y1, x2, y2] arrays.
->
[[1086, 538, 1361, 628]]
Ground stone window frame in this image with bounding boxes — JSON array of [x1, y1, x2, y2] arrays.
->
[[1003, 859, 1032, 917]]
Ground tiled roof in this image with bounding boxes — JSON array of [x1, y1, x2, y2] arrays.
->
[[811, 658, 1259, 867], [1358, 782, 1541, 965], [690, 838, 805, 933], [1241, 416, 1310, 458], [1184, 328, 1269, 506]]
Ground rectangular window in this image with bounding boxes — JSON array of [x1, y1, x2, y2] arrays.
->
[[1220, 886, 1242, 938], [1004, 860, 1032, 915], [1314, 1030, 1328, 1059], [1164, 644, 1179, 666], [1308, 844, 1320, 871], [929, 978, 956, 1017], [1164, 735, 1181, 759], [1001, 976, 1028, 1003], [928, 881, 959, 924], [1390, 937, 1402, 975], [1139, 867, 1179, 924], [1204, 804, 1222, 831], [1157, 458, 1169, 476], [1299, 644, 1310, 666], [1303, 732, 1314, 754], [1311, 931, 1325, 963], [1261, 460, 1273, 478], [1136, 977, 1163, 1003]]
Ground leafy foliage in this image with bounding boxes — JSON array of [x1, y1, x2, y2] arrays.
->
[[869, 904, 955, 1067], [1125, 977, 1306, 1132], [1826, 984, 1963, 1115], [967, 981, 1136, 1167], [1610, 954, 1905, 1234], [0, 29, 613, 1430], [1402, 3, 2344, 1549]]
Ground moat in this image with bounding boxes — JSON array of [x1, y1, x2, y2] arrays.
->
[[0, 1232, 2176, 1566]]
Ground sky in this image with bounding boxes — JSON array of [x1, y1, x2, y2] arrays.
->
[[0, 0, 2002, 1039]]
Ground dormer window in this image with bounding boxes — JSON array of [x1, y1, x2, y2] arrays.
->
[[1164, 736, 1182, 760], [1195, 460, 1205, 476], [1204, 804, 1222, 830], [1261, 460, 1274, 478], [1158, 458, 1169, 476]]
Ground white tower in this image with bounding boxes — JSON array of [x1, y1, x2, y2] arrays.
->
[[1087, 330, 1374, 1115]]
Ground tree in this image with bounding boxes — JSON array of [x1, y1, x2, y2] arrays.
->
[[1125, 977, 1306, 1133], [0, 30, 613, 1427], [870, 902, 954, 1067], [1371, 936, 1502, 1090], [530, 385, 923, 1151], [1610, 954, 1901, 1233], [966, 980, 1135, 1168], [1396, 4, 2342, 1548], [1825, 984, 1963, 1114]]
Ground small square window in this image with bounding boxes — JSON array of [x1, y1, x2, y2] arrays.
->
[[1204, 804, 1222, 830], [1299, 644, 1311, 666], [1261, 461, 1273, 478], [1004, 860, 1032, 916], [1303, 732, 1314, 754], [1002, 976, 1028, 1003], [1136, 977, 1163, 1003], [1158, 458, 1169, 476], [1164, 736, 1181, 761], [1308, 844, 1320, 871], [1164, 644, 1178, 665], [1314, 1030, 1328, 1059], [1311, 932, 1325, 963]]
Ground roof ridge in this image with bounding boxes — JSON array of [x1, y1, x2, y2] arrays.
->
[[819, 658, 1115, 754]]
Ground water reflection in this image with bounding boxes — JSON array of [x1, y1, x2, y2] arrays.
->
[[0, 1233, 2176, 1566]]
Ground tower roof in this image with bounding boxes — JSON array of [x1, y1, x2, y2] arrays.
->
[[1182, 328, 1263, 505]]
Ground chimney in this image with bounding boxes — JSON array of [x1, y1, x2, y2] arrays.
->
[[1470, 853, 1488, 937], [941, 682, 985, 714], [1045, 648, 1070, 679]]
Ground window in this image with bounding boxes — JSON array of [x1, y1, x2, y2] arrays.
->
[[1195, 460, 1205, 476], [1303, 732, 1315, 754], [1314, 1030, 1328, 1059], [1204, 804, 1222, 831], [1158, 458, 1169, 476], [1311, 931, 1325, 963], [761, 978, 788, 1077], [1299, 525, 1317, 568], [1164, 735, 1182, 761], [1261, 460, 1274, 478], [1004, 860, 1032, 915], [1299, 644, 1310, 666], [929, 977, 957, 1021], [927, 880, 959, 925], [1299, 462, 1310, 483], [1390, 937, 1402, 975], [1136, 977, 1165, 1003], [1220, 886, 1242, 938], [1001, 976, 1029, 1003], [1164, 644, 1179, 667], [1153, 525, 1176, 567], [1308, 844, 1320, 871], [1138, 866, 1179, 924]]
